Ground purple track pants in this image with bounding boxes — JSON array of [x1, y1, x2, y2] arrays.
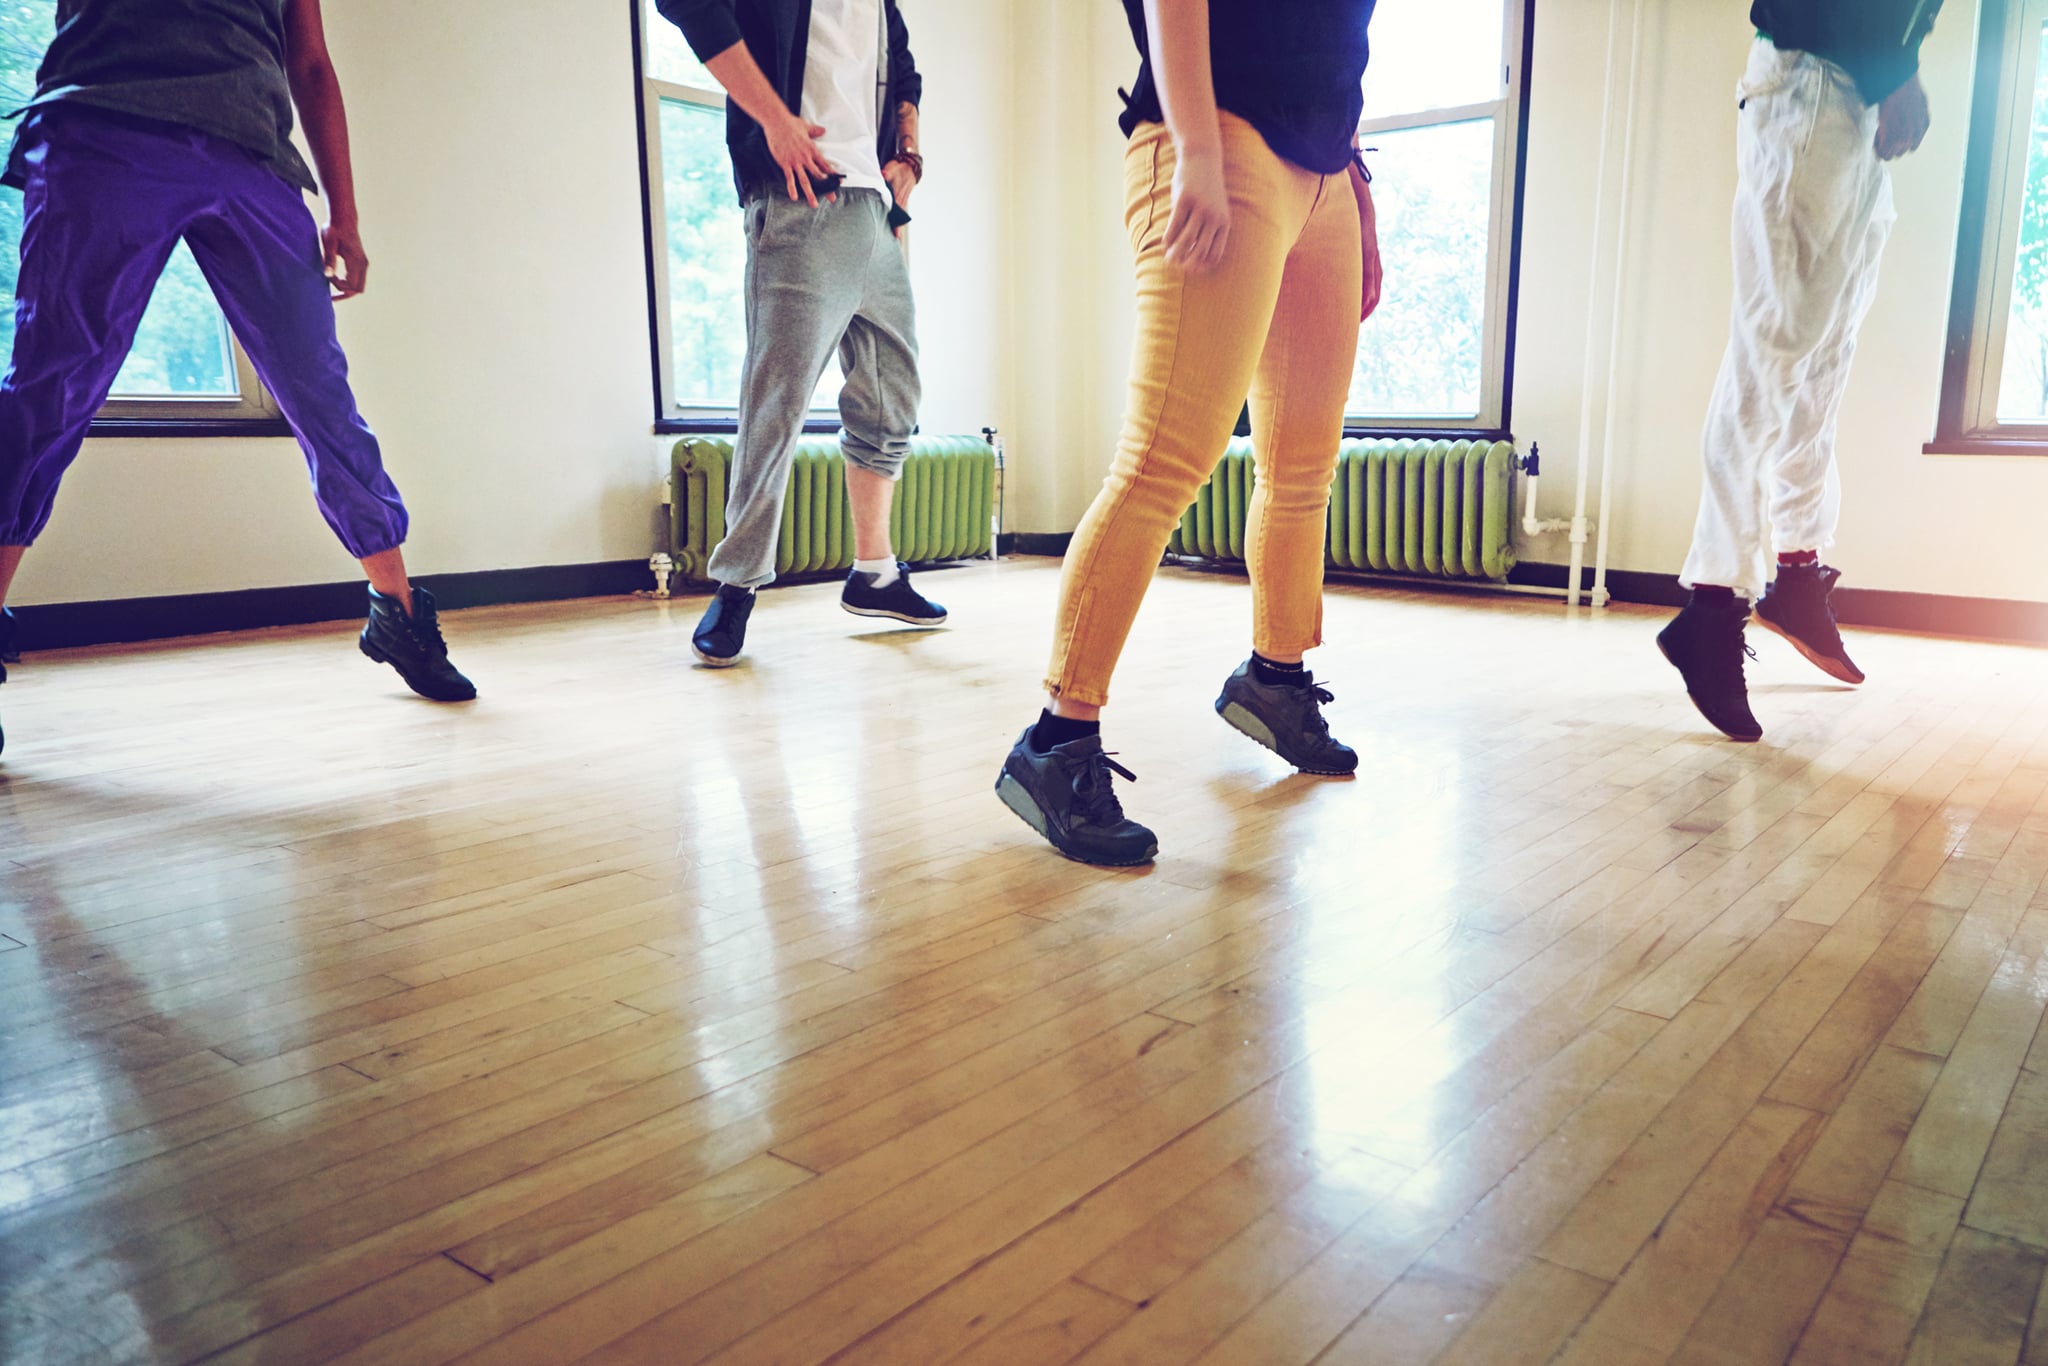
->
[[0, 107, 407, 558]]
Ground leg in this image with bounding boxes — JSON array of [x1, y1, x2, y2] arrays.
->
[[0, 112, 190, 575], [838, 204, 921, 564], [1245, 172, 1364, 667], [706, 195, 865, 591], [1043, 116, 1309, 716], [179, 158, 408, 567], [1680, 45, 1887, 602]]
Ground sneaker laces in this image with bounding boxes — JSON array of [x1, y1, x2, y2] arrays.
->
[[1072, 749, 1137, 826], [404, 596, 450, 657]]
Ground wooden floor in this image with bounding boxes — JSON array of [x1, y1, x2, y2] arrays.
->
[[3, 558, 2048, 1365]]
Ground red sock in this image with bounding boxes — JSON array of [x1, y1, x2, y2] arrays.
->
[[1778, 550, 1819, 568]]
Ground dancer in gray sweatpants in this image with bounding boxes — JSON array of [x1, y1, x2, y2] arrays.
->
[[659, 0, 948, 668]]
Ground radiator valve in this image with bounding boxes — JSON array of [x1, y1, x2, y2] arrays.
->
[[648, 552, 675, 599]]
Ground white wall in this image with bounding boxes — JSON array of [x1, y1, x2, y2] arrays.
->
[[9, 0, 1014, 608], [995, 0, 2048, 607], [17, 0, 2044, 610]]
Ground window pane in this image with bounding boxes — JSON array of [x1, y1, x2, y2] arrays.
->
[[109, 242, 239, 398], [1361, 0, 1505, 123], [2, 0, 240, 401], [1350, 119, 1493, 420], [1997, 21, 2048, 424], [643, 0, 722, 92], [659, 97, 843, 414]]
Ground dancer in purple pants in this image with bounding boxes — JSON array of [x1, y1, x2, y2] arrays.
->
[[0, 0, 475, 757]]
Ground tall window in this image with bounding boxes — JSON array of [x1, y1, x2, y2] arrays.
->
[[0, 0, 280, 425], [1349, 0, 1528, 434], [638, 1, 835, 424], [1936, 0, 2048, 451]]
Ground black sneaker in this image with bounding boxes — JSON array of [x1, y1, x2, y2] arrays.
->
[[0, 606, 15, 756], [1657, 598, 1762, 742], [359, 586, 476, 702], [995, 727, 1158, 866], [841, 564, 946, 626], [692, 584, 755, 667], [1756, 562, 1864, 685], [1214, 661, 1358, 775]]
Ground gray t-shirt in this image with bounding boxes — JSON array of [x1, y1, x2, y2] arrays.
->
[[3, 0, 317, 191]]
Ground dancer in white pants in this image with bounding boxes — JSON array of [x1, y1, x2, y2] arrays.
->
[[1659, 0, 1942, 742]]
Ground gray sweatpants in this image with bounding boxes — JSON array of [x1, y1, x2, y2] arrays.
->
[[708, 188, 922, 590]]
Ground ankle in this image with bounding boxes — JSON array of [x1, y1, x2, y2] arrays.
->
[[1251, 653, 1310, 688], [1031, 709, 1100, 751]]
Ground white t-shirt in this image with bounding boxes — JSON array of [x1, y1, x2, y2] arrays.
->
[[800, 0, 888, 194]]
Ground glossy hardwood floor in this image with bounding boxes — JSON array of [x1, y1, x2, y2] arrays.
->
[[3, 558, 2047, 1365]]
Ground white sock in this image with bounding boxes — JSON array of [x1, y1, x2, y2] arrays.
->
[[853, 557, 900, 588]]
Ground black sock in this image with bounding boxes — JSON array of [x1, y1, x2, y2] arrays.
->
[[1251, 653, 1310, 688], [1030, 709, 1099, 750], [1689, 585, 1743, 610]]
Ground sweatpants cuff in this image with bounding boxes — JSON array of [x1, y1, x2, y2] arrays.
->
[[841, 442, 906, 480]]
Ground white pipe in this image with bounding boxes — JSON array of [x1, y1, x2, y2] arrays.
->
[[1523, 467, 1570, 537], [1566, 0, 1637, 607], [1590, 0, 1650, 611]]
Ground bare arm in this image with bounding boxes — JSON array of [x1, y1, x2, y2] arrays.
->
[[283, 0, 366, 296], [882, 101, 920, 235], [1142, 0, 1229, 272], [703, 40, 837, 205]]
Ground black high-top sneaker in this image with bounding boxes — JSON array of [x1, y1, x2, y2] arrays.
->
[[996, 727, 1158, 866], [360, 586, 476, 701], [1214, 661, 1359, 775], [841, 563, 947, 625], [1756, 562, 1865, 685], [1657, 596, 1762, 742], [0, 606, 16, 756], [692, 584, 755, 667]]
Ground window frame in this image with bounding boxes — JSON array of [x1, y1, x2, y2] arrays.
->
[[91, 336, 286, 434], [1931, 0, 2048, 456], [1344, 0, 1533, 441], [633, 0, 842, 435]]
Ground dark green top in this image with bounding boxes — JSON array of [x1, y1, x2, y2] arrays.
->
[[4, 0, 316, 192]]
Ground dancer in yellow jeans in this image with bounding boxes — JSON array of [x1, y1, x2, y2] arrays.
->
[[996, 0, 1382, 866]]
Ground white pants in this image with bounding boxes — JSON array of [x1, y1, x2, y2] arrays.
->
[[1680, 40, 1896, 602]]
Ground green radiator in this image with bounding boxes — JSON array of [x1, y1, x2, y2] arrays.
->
[[670, 436, 996, 582], [1167, 436, 1518, 581]]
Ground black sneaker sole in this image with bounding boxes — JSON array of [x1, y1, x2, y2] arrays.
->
[[359, 637, 477, 702], [994, 772, 1157, 867], [1753, 613, 1866, 685], [691, 642, 742, 668], [840, 601, 948, 626], [1215, 699, 1358, 776], [1655, 636, 1762, 743]]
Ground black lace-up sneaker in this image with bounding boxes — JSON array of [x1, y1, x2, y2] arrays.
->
[[841, 564, 947, 626], [1214, 661, 1359, 775], [1756, 562, 1865, 685], [996, 727, 1158, 866], [692, 584, 756, 667], [360, 586, 476, 702], [1657, 598, 1762, 742], [0, 606, 16, 756]]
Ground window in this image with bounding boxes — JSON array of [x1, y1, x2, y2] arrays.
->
[[0, 0, 281, 427], [1935, 0, 2048, 452], [637, 1, 836, 425], [1349, 0, 1529, 434]]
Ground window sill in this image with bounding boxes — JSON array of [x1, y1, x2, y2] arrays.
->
[[655, 417, 843, 437], [87, 417, 295, 439], [1344, 425, 1514, 443], [1923, 435, 2048, 457]]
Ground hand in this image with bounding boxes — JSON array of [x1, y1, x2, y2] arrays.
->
[[1876, 75, 1930, 161], [1164, 143, 1230, 274], [322, 218, 368, 299], [1353, 170, 1383, 322], [882, 158, 917, 235], [765, 111, 838, 206]]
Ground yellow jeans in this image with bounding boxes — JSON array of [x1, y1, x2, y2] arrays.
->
[[1045, 113, 1363, 708]]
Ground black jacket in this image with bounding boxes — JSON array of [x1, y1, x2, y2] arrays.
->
[[1751, 0, 1944, 104], [655, 0, 921, 206]]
